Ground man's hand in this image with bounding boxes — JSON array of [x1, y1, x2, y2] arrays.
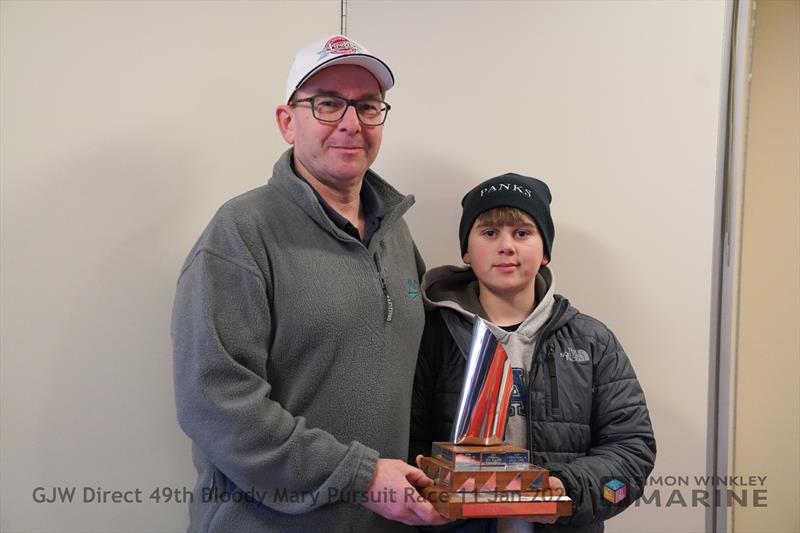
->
[[361, 458, 450, 526], [522, 475, 565, 524]]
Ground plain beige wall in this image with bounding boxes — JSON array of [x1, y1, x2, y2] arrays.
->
[[1, 1, 731, 531], [733, 0, 800, 531]]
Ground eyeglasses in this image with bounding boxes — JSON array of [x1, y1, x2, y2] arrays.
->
[[291, 95, 391, 126]]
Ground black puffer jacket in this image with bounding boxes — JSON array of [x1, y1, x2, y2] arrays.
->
[[410, 274, 656, 533]]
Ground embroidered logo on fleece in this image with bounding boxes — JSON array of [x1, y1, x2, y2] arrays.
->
[[406, 280, 420, 300], [318, 36, 361, 60], [559, 347, 589, 362]]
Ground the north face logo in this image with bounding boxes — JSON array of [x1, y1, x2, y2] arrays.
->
[[560, 347, 589, 362]]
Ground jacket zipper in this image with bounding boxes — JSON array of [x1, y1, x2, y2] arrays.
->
[[373, 253, 393, 322], [526, 298, 569, 452], [544, 345, 559, 410]]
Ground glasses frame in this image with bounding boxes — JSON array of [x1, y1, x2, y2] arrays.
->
[[291, 95, 391, 126]]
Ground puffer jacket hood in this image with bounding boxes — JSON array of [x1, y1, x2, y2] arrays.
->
[[420, 264, 577, 357]]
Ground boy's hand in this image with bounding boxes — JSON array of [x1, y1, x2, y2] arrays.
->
[[361, 458, 450, 526], [522, 476, 565, 524]]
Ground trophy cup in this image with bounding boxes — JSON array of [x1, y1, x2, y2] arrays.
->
[[419, 319, 572, 519]]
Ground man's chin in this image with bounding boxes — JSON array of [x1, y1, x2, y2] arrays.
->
[[328, 161, 371, 181]]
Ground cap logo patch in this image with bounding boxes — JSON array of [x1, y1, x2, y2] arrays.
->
[[318, 36, 361, 59], [479, 183, 532, 198]]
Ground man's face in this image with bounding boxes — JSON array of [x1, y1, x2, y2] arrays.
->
[[463, 219, 549, 298], [276, 64, 384, 188]]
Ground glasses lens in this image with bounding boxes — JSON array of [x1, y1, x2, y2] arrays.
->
[[354, 99, 387, 125], [312, 96, 348, 121]]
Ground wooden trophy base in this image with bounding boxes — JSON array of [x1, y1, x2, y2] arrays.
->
[[420, 442, 572, 519], [422, 484, 573, 519]]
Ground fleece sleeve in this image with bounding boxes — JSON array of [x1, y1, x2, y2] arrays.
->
[[547, 329, 656, 525], [171, 247, 378, 514]]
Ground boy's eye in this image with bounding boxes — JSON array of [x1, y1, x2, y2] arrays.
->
[[515, 230, 530, 238], [482, 229, 497, 237]]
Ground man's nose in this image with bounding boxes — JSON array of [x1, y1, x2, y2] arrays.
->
[[338, 104, 362, 132]]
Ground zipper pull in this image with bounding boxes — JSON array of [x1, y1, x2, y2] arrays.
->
[[380, 274, 393, 322], [545, 345, 556, 376], [373, 254, 393, 322], [545, 345, 559, 410]]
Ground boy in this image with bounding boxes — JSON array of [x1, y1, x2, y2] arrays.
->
[[410, 173, 656, 533]]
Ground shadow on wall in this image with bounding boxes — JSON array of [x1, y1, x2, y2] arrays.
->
[[554, 222, 632, 317]]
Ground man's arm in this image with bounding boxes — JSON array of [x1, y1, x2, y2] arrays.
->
[[172, 248, 376, 513]]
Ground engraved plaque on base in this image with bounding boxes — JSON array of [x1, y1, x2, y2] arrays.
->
[[422, 483, 573, 519], [420, 320, 572, 519]]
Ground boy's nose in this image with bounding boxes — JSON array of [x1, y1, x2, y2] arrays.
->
[[498, 234, 515, 254]]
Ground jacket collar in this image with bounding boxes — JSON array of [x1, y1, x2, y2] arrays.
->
[[267, 148, 415, 248]]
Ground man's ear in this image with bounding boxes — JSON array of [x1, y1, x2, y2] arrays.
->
[[275, 105, 295, 145], [542, 256, 550, 266], [463, 251, 471, 265]]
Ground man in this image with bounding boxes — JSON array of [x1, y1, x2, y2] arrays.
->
[[172, 35, 446, 532]]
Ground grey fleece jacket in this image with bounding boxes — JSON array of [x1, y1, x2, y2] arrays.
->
[[172, 149, 425, 532]]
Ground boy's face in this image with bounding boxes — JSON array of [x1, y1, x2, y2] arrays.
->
[[463, 215, 549, 297]]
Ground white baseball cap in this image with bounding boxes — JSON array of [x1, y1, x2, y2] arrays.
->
[[285, 35, 394, 103]]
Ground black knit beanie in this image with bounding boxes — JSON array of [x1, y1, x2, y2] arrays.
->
[[459, 173, 555, 260]]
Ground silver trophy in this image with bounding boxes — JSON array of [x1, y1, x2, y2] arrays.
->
[[452, 319, 514, 446], [419, 319, 572, 518]]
